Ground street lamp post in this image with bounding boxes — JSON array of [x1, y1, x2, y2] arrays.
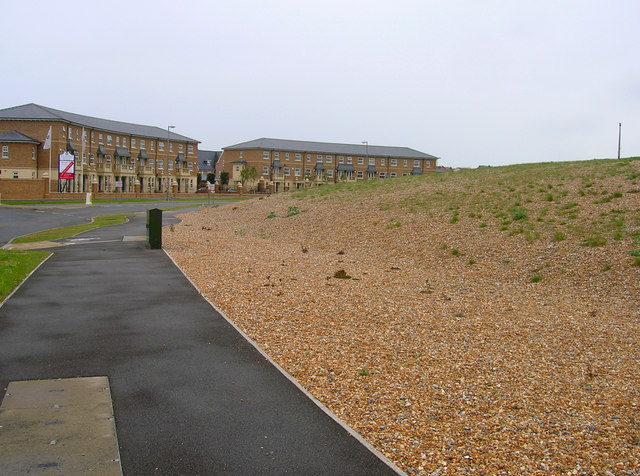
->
[[362, 140, 368, 179], [166, 125, 175, 201], [618, 123, 622, 160]]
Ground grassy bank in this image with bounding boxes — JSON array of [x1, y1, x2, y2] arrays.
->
[[0, 250, 50, 302]]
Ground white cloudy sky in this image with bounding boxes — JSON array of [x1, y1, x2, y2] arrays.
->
[[1, 0, 638, 167]]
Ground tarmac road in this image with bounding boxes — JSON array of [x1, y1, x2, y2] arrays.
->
[[0, 200, 209, 246], [0, 210, 401, 474]]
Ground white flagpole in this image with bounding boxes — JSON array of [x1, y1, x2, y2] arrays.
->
[[43, 125, 52, 193]]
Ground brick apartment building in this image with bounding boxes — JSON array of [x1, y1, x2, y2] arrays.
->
[[219, 138, 438, 192], [0, 103, 200, 196]]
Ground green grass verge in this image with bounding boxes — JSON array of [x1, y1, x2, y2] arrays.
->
[[11, 213, 133, 244], [0, 250, 50, 302]]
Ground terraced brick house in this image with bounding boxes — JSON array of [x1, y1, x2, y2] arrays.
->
[[0, 103, 200, 196], [219, 138, 438, 192]]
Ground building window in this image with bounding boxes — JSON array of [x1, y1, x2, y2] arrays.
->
[[90, 153, 95, 165], [326, 155, 333, 163], [168, 160, 174, 170], [188, 162, 193, 170], [305, 168, 311, 176], [306, 154, 311, 160], [369, 157, 375, 165], [159, 141, 165, 152], [426, 160, 431, 168], [391, 172, 397, 177], [414, 160, 420, 167], [391, 159, 397, 166], [239, 151, 243, 158], [13, 171, 19, 179], [140, 139, 145, 149], [1, 145, 8, 158], [285, 153, 289, 160], [82, 152, 87, 165], [188, 144, 194, 154], [69, 127, 73, 139], [98, 154, 103, 165], [347, 156, 353, 164], [357, 171, 364, 179], [99, 133, 103, 144], [316, 155, 323, 163], [62, 126, 66, 138], [149, 159, 154, 167], [150, 141, 154, 151], [263, 151, 269, 159], [123, 137, 127, 148], [179, 144, 184, 153], [327, 170, 334, 178], [106, 155, 111, 165], [262, 166, 269, 175], [358, 157, 364, 165], [32, 146, 36, 159], [295, 153, 301, 161], [107, 135, 112, 146], [381, 158, 386, 166], [131, 138, 137, 149], [284, 167, 290, 176], [274, 152, 279, 159], [294, 168, 301, 176], [170, 143, 174, 153], [91, 132, 95, 143], [403, 160, 408, 167], [116, 136, 120, 146], [338, 156, 344, 164], [158, 159, 164, 170]]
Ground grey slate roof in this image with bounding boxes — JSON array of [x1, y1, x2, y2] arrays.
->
[[114, 147, 131, 158], [0, 130, 40, 143], [198, 150, 220, 171], [223, 138, 438, 160], [0, 103, 199, 143]]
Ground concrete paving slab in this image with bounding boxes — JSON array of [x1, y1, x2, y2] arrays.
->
[[0, 377, 122, 475]]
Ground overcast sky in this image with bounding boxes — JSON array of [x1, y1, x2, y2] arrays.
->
[[1, 0, 638, 167]]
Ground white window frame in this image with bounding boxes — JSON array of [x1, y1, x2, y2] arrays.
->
[[317, 155, 323, 163], [295, 153, 301, 161], [391, 159, 397, 167], [262, 166, 269, 175], [294, 168, 301, 176], [107, 135, 113, 146], [158, 159, 164, 170], [2, 145, 8, 158], [263, 151, 269, 159], [357, 157, 364, 165], [159, 141, 165, 152]]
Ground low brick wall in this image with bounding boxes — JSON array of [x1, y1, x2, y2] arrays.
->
[[0, 179, 48, 200], [0, 179, 248, 201]]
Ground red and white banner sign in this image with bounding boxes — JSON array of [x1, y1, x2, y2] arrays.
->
[[58, 152, 75, 180]]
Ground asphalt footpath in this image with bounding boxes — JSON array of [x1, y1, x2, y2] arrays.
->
[[0, 212, 402, 475]]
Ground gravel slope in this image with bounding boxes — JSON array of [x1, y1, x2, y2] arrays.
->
[[164, 160, 640, 475]]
